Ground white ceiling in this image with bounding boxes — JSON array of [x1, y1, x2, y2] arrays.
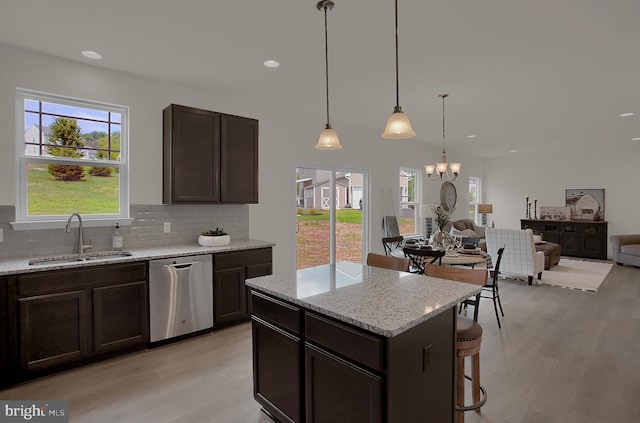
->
[[1, 0, 639, 158]]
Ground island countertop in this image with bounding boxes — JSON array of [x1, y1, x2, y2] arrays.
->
[[246, 261, 481, 337]]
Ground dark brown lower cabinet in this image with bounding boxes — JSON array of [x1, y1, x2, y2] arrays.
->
[[250, 290, 456, 423], [214, 248, 272, 325], [252, 318, 301, 423], [305, 343, 382, 423], [93, 281, 149, 354], [11, 262, 148, 380], [1, 277, 10, 384], [19, 290, 89, 372]]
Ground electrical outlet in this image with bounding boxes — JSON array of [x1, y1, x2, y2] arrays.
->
[[163, 222, 171, 233]]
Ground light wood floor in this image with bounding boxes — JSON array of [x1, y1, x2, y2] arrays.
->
[[2, 264, 639, 423]]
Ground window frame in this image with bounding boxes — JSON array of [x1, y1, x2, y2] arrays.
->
[[12, 88, 131, 230], [399, 167, 421, 236]]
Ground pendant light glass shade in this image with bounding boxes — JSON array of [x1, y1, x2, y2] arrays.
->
[[315, 124, 342, 150], [382, 106, 416, 139], [381, 0, 415, 139], [315, 0, 342, 150]]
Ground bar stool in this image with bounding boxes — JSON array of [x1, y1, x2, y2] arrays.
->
[[455, 316, 487, 422], [425, 265, 488, 422]]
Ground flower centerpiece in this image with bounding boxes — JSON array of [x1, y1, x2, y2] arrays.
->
[[198, 227, 231, 246], [430, 204, 455, 251]]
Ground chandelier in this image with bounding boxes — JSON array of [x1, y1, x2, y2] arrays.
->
[[425, 94, 461, 180]]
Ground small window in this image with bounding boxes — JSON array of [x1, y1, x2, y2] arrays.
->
[[469, 176, 481, 224], [399, 168, 421, 236], [14, 89, 129, 229]]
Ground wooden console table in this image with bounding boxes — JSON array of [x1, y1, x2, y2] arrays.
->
[[520, 219, 608, 260]]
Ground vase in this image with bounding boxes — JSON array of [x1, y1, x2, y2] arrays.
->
[[430, 230, 455, 251], [198, 234, 230, 246]]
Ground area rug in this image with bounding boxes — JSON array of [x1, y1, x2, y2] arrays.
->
[[538, 258, 613, 292]]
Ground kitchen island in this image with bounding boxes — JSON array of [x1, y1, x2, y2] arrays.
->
[[246, 261, 482, 423]]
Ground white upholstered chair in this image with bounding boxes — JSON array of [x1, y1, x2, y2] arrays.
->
[[485, 228, 544, 285]]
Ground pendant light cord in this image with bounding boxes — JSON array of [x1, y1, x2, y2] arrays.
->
[[324, 3, 331, 127], [394, 0, 400, 108], [440, 93, 448, 153]]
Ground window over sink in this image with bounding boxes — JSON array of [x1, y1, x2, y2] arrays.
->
[[13, 89, 130, 230]]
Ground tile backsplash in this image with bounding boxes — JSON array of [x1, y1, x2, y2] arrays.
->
[[0, 204, 249, 260]]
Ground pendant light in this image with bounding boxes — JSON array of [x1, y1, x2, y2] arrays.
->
[[315, 0, 342, 150], [381, 0, 415, 139], [425, 94, 462, 180]]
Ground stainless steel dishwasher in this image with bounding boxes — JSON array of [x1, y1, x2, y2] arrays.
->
[[149, 254, 213, 342]]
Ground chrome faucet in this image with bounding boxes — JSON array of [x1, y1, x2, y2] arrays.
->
[[65, 213, 92, 255]]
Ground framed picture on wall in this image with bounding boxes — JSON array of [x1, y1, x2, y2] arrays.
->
[[565, 189, 605, 221]]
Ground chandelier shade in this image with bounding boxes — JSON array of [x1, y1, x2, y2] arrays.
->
[[315, 0, 342, 150]]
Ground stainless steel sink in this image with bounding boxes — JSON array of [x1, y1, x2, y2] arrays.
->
[[29, 251, 133, 266], [86, 251, 133, 260]]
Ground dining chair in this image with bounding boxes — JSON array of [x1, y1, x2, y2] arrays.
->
[[481, 246, 505, 328], [459, 246, 506, 328], [402, 247, 445, 274], [382, 236, 404, 256], [366, 252, 411, 272], [425, 265, 488, 423]]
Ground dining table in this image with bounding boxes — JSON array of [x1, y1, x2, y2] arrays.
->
[[399, 243, 489, 274]]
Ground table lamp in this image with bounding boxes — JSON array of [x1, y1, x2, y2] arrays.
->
[[478, 204, 493, 226]]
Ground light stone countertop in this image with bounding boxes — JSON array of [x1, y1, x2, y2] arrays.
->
[[0, 238, 275, 276], [246, 261, 481, 338]]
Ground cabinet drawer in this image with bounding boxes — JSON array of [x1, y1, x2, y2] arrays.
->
[[17, 262, 147, 297], [251, 291, 301, 335], [305, 313, 384, 372], [215, 248, 272, 270], [247, 262, 272, 278]]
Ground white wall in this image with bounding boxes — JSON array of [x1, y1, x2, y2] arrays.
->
[[484, 145, 640, 258], [0, 43, 485, 272]]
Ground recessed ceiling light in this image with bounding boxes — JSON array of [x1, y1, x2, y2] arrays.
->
[[510, 150, 518, 153], [81, 50, 102, 60], [466, 135, 476, 139], [263, 60, 280, 68], [632, 138, 640, 141], [619, 112, 634, 117]]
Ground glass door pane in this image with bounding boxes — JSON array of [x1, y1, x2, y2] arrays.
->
[[336, 172, 363, 265], [296, 167, 366, 270]]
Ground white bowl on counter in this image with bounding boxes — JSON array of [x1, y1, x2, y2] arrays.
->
[[198, 234, 231, 246]]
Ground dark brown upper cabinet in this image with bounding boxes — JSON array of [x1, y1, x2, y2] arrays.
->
[[163, 104, 259, 204]]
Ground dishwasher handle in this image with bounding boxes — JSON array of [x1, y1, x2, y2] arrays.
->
[[164, 261, 200, 270]]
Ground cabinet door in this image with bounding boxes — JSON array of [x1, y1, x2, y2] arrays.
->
[[220, 114, 259, 203], [214, 267, 247, 324], [252, 318, 301, 423], [18, 290, 89, 372], [93, 281, 149, 354], [561, 224, 581, 256], [582, 224, 606, 259], [164, 104, 221, 203], [540, 222, 561, 244], [0, 278, 7, 381], [305, 343, 383, 423]]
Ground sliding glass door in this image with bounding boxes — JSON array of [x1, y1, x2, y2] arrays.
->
[[296, 167, 368, 269]]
